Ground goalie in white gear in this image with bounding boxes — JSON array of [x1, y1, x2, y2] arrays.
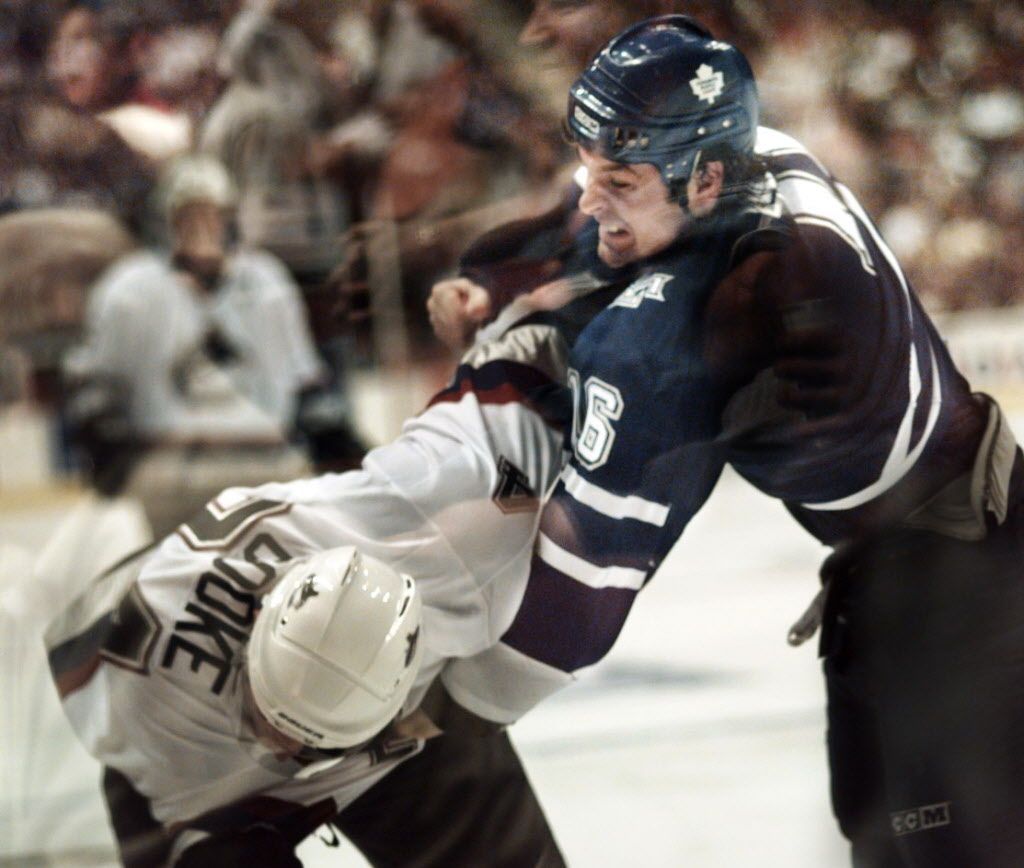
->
[[47, 319, 571, 867]]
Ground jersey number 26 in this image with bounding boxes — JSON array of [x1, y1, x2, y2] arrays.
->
[[568, 368, 623, 471]]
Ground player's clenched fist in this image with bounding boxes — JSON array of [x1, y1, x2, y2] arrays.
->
[[427, 277, 492, 351]]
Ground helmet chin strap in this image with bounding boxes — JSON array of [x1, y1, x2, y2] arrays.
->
[[673, 149, 703, 213]]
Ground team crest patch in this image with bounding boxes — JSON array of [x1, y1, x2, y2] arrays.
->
[[611, 273, 673, 309], [493, 456, 538, 514], [288, 575, 321, 610], [690, 64, 725, 105]]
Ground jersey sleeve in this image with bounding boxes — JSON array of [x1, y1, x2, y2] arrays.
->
[[442, 381, 727, 723], [444, 252, 742, 724], [441, 447, 722, 723], [724, 194, 983, 540]]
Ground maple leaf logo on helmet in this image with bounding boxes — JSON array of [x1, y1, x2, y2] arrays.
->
[[563, 15, 759, 201], [690, 64, 725, 105]]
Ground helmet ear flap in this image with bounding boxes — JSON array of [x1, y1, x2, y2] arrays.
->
[[671, 179, 690, 210], [666, 149, 708, 211]]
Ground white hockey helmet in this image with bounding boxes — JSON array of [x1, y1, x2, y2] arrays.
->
[[247, 546, 423, 749], [158, 154, 237, 217]]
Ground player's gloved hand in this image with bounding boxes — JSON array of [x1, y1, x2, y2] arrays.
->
[[426, 277, 492, 351], [62, 374, 142, 496], [293, 384, 368, 473], [175, 824, 301, 868]]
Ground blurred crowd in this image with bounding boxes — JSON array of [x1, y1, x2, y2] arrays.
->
[[0, 0, 1020, 525], [746, 0, 1024, 310]]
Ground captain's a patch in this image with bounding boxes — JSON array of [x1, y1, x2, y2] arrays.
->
[[611, 273, 673, 310]]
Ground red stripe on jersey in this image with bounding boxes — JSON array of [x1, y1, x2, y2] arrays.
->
[[426, 360, 568, 432], [429, 379, 527, 409]]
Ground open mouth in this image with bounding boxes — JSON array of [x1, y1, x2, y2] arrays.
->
[[599, 224, 632, 251]]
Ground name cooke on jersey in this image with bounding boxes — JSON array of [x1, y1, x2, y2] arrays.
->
[[162, 531, 291, 694]]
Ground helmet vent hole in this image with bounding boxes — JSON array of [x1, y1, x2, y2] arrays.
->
[[613, 127, 643, 149]]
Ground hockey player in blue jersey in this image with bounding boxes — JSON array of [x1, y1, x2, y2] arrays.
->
[[436, 17, 1024, 867]]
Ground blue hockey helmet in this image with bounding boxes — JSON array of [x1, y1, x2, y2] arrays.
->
[[566, 16, 759, 197]]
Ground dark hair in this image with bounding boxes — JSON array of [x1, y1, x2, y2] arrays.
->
[[671, 143, 772, 212]]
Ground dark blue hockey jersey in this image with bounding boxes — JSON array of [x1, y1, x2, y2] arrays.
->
[[439, 128, 987, 723]]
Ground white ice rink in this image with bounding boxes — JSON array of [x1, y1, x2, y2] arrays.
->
[[0, 464, 850, 867]]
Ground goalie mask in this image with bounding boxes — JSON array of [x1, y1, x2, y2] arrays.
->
[[566, 16, 759, 200], [248, 546, 423, 750]]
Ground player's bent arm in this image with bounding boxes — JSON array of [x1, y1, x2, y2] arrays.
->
[[439, 486, 655, 723]]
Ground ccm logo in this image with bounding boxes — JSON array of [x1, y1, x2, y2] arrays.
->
[[890, 802, 952, 837], [574, 105, 600, 138]]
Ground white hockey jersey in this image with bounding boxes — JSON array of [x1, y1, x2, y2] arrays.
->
[[46, 323, 568, 857], [68, 248, 324, 440]]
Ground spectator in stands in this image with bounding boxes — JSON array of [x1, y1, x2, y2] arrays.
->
[[45, 0, 134, 116], [828, 1, 1024, 309], [0, 1, 153, 232], [200, 5, 370, 432], [47, 0, 225, 177], [201, 6, 349, 297]]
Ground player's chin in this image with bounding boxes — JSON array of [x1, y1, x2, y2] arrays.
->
[[597, 238, 635, 269]]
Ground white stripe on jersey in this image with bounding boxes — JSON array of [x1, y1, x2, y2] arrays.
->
[[802, 344, 941, 511], [560, 465, 670, 526], [537, 532, 647, 591], [773, 170, 877, 277], [800, 184, 943, 512], [755, 127, 829, 175]]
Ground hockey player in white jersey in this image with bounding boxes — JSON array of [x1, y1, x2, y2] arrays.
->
[[46, 322, 571, 867]]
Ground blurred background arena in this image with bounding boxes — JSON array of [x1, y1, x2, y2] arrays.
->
[[1, 1, 1022, 865]]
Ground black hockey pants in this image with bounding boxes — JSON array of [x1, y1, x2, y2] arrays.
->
[[103, 729, 564, 867], [821, 488, 1024, 867]]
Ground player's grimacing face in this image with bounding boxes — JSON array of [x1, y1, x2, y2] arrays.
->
[[576, 147, 687, 268]]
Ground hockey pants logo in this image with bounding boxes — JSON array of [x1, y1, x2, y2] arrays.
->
[[890, 802, 952, 837]]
